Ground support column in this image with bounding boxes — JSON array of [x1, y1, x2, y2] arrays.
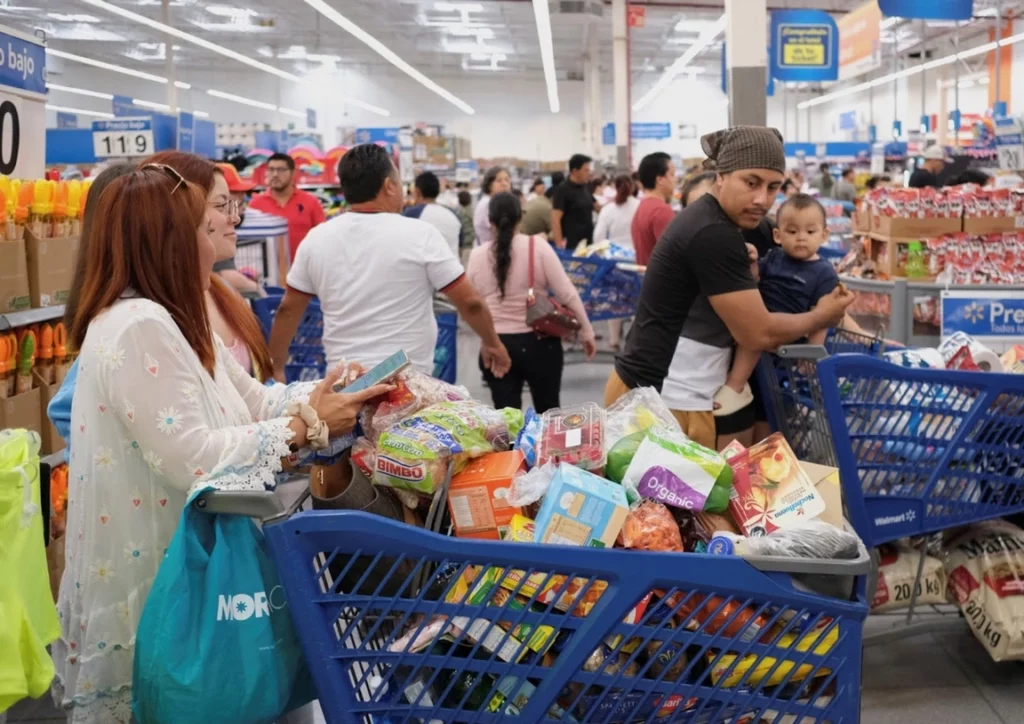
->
[[162, 0, 177, 111], [725, 0, 767, 126], [587, 25, 602, 160], [611, 0, 630, 168]]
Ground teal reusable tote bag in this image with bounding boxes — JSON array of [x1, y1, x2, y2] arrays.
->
[[132, 487, 314, 723]]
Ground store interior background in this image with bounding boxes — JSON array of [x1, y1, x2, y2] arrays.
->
[[12, 1, 1024, 723]]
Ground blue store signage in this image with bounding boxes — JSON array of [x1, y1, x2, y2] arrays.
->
[[631, 122, 671, 140], [770, 10, 839, 82], [879, 0, 972, 21], [306, 107, 316, 129], [602, 122, 615, 146], [942, 291, 1024, 342], [355, 127, 399, 144], [177, 111, 194, 151], [0, 27, 46, 96]]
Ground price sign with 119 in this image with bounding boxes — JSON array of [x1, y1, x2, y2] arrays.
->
[[92, 118, 155, 158]]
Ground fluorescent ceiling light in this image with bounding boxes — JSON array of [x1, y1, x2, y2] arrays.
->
[[174, 81, 192, 90], [47, 48, 169, 83], [449, 26, 494, 40], [880, 17, 901, 31], [193, 110, 210, 118], [277, 107, 306, 118], [673, 18, 723, 34], [46, 83, 114, 100], [798, 36, 1018, 110], [47, 12, 100, 22], [206, 5, 258, 17], [303, 0, 474, 114], [206, 88, 278, 111], [46, 104, 114, 119], [532, 0, 559, 113], [635, 14, 725, 112], [80, 0, 388, 116], [435, 2, 483, 11], [132, 99, 171, 111]]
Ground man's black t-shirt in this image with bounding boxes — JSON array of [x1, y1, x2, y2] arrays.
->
[[908, 168, 940, 189], [743, 217, 777, 259], [552, 180, 594, 246], [615, 194, 757, 391]]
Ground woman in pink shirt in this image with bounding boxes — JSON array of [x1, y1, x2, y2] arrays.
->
[[467, 192, 596, 412]]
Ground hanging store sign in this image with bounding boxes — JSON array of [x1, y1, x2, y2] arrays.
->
[[838, 1, 882, 80], [770, 10, 839, 82], [942, 290, 1024, 342], [0, 26, 45, 179], [878, 0, 973, 21], [92, 117, 155, 158], [177, 111, 194, 152]]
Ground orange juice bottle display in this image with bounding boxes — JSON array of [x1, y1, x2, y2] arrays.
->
[[51, 182, 69, 239], [66, 180, 83, 237], [38, 323, 54, 384], [13, 181, 31, 240], [53, 322, 70, 386], [0, 188, 7, 242], [30, 179, 53, 238]]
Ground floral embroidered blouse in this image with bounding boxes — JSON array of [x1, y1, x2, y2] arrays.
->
[[52, 297, 316, 722]]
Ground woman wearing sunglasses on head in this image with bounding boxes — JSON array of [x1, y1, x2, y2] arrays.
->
[[49, 165, 392, 723]]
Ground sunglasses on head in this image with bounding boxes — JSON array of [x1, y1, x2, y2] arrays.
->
[[140, 163, 187, 194]]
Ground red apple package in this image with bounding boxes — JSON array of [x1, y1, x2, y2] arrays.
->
[[536, 402, 606, 472]]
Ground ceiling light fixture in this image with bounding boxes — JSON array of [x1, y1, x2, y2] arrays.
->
[[798, 36, 1015, 110], [206, 88, 278, 111], [47, 48, 169, 83], [46, 83, 114, 100], [46, 104, 114, 119], [532, 0, 559, 113], [132, 98, 171, 111], [47, 12, 100, 22], [205, 5, 258, 17], [175, 81, 192, 90], [635, 14, 725, 112], [193, 110, 210, 118], [302, 0, 474, 114], [76, 0, 389, 116], [278, 107, 307, 118], [435, 2, 484, 11]]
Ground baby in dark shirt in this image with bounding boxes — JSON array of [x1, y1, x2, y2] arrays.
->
[[714, 194, 840, 413]]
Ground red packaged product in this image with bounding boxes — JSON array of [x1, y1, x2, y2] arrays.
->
[[947, 346, 981, 371], [947, 188, 965, 218], [536, 402, 606, 472], [991, 188, 1011, 216]]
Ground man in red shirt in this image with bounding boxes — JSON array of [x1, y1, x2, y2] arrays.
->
[[248, 152, 326, 259], [631, 151, 677, 266]]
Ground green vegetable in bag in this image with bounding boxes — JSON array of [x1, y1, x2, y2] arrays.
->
[[605, 429, 648, 487]]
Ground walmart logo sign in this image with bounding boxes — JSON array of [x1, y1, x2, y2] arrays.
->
[[942, 291, 1024, 340]]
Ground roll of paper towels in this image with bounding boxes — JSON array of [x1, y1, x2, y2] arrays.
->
[[938, 332, 1004, 372]]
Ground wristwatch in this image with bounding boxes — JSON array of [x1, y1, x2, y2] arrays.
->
[[287, 401, 329, 450]]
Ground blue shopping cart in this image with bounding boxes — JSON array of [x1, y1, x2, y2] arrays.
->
[[756, 328, 886, 466], [816, 355, 1024, 549], [250, 292, 458, 384], [255, 504, 869, 724], [556, 251, 643, 322]]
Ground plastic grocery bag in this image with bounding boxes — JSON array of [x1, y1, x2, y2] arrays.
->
[[132, 487, 314, 724]]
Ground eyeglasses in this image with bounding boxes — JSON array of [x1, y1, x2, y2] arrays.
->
[[211, 199, 242, 217], [140, 163, 186, 194]]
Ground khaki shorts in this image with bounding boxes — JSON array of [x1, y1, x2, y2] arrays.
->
[[604, 370, 716, 450]]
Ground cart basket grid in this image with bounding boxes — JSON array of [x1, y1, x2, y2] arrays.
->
[[817, 354, 1024, 549], [264, 510, 869, 724], [756, 328, 886, 467]]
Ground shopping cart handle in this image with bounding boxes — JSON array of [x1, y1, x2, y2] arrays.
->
[[192, 489, 285, 519], [776, 344, 829, 360]]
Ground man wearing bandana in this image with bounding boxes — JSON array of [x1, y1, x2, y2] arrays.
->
[[605, 126, 855, 448]]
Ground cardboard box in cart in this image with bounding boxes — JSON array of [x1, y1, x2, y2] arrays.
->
[[869, 215, 960, 239], [25, 229, 79, 308], [0, 386, 42, 440], [0, 238, 31, 312]]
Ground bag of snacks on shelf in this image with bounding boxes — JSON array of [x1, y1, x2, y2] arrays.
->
[[361, 369, 471, 440], [373, 401, 524, 495], [621, 426, 733, 513], [872, 544, 946, 612], [945, 519, 1024, 661], [604, 386, 681, 449], [536, 402, 606, 472]]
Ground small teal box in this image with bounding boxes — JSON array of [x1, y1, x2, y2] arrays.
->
[[534, 463, 629, 548]]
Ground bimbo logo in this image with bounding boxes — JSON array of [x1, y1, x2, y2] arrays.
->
[[377, 455, 425, 481], [217, 585, 287, 621]]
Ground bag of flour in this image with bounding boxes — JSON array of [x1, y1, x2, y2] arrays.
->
[[872, 544, 946, 612]]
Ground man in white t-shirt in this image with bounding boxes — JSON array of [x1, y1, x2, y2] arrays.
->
[[269, 144, 511, 380], [402, 171, 462, 257]]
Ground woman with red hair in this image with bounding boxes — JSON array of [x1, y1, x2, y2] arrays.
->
[[51, 165, 390, 722], [144, 150, 273, 378]]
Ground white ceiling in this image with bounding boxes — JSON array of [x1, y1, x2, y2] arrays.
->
[[8, 0, 1023, 89]]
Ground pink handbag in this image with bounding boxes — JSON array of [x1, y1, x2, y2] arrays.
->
[[525, 235, 581, 339]]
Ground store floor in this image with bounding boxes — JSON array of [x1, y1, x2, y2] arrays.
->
[[9, 328, 1022, 724]]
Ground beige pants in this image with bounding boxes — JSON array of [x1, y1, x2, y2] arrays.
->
[[604, 370, 716, 450]]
